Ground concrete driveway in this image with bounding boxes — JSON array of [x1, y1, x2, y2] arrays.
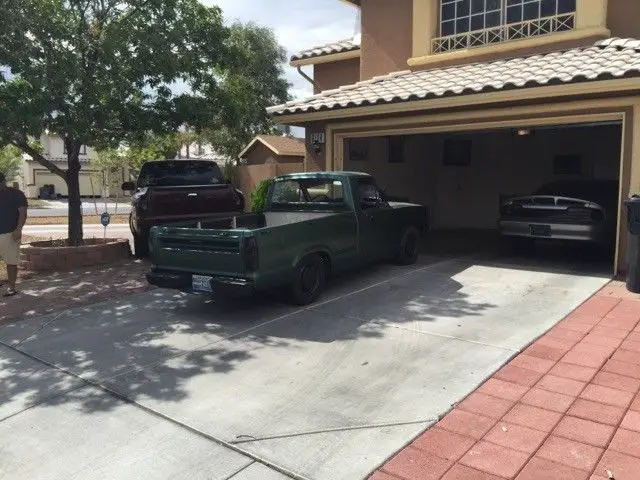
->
[[0, 253, 612, 479]]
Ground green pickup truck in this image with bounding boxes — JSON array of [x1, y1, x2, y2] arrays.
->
[[146, 171, 428, 305]]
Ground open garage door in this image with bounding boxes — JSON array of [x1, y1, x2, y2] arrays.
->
[[343, 120, 623, 274], [34, 171, 99, 198]]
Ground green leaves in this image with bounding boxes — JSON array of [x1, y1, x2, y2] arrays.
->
[[0, 0, 233, 149], [0, 145, 23, 183], [203, 22, 291, 161]]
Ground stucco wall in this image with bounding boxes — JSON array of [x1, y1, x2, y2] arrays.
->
[[344, 124, 622, 230], [314, 58, 361, 93], [360, 0, 413, 80], [607, 0, 640, 39]]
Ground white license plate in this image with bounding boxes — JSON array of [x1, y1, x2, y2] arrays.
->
[[192, 275, 213, 293]]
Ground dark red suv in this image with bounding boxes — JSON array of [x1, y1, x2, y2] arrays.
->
[[122, 160, 245, 257]]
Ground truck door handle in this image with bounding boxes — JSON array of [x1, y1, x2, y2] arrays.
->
[[187, 193, 198, 197]]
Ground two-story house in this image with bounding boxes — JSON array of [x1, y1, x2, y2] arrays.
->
[[268, 0, 640, 275], [21, 134, 99, 199]]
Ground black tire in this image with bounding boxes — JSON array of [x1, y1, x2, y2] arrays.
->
[[133, 233, 149, 258], [289, 254, 327, 306], [395, 226, 420, 265]]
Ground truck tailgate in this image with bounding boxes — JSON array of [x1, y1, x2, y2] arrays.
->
[[149, 227, 246, 276]]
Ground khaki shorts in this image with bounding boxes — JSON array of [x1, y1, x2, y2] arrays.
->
[[0, 233, 20, 265]]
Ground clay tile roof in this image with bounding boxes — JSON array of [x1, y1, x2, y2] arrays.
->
[[270, 38, 640, 117], [239, 135, 305, 159], [290, 38, 360, 62]]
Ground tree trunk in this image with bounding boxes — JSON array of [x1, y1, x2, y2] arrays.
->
[[66, 139, 83, 246]]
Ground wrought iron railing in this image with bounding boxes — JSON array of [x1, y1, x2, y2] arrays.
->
[[431, 12, 576, 54]]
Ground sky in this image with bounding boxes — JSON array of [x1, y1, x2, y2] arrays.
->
[[204, 0, 359, 100]]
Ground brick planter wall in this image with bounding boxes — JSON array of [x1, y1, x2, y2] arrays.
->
[[20, 238, 132, 271]]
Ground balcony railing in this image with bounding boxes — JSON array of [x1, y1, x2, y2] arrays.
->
[[432, 12, 576, 54]]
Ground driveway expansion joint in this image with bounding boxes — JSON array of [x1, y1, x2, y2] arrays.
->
[[230, 419, 438, 445], [0, 338, 307, 480]]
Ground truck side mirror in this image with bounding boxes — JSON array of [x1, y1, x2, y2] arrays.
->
[[121, 181, 136, 192]]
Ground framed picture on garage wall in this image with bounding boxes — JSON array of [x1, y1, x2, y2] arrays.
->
[[347, 138, 369, 162], [553, 154, 582, 175], [387, 135, 405, 163], [443, 138, 472, 166]]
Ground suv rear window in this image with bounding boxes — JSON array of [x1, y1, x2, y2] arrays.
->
[[137, 161, 224, 187]]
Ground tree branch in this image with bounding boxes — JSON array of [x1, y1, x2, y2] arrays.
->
[[12, 140, 67, 179]]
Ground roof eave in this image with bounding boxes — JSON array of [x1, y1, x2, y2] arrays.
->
[[267, 77, 640, 125], [290, 49, 361, 67]]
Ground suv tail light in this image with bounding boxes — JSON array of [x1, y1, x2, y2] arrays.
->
[[243, 237, 259, 272], [133, 187, 150, 211]]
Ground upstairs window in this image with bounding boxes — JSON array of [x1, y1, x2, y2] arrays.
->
[[435, 0, 576, 53]]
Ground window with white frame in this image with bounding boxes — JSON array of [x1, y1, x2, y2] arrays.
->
[[435, 0, 577, 53]]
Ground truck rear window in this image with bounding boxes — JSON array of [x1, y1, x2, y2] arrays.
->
[[270, 179, 345, 206], [138, 161, 224, 187]]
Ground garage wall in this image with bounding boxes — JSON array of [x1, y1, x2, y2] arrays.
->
[[344, 124, 621, 230]]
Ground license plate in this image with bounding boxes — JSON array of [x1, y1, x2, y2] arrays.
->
[[529, 224, 551, 237], [192, 275, 213, 293]]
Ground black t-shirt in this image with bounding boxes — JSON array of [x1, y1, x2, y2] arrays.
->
[[0, 187, 28, 234]]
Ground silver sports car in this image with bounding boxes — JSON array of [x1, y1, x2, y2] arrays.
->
[[498, 180, 619, 244]]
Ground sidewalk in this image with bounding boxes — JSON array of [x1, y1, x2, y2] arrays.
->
[[0, 259, 152, 325], [371, 280, 640, 480]]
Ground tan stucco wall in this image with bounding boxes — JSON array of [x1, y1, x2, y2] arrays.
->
[[607, 0, 640, 39], [360, 0, 413, 80], [314, 58, 361, 93], [344, 125, 622, 230]]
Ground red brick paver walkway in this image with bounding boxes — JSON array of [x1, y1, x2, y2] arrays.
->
[[372, 281, 640, 480]]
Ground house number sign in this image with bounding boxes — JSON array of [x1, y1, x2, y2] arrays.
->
[[311, 132, 325, 145]]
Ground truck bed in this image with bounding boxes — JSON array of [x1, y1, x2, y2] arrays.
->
[[176, 211, 338, 231]]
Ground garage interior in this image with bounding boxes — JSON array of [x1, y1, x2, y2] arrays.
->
[[343, 121, 623, 275]]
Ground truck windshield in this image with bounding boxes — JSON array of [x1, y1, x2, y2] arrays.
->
[[269, 179, 346, 209], [137, 161, 224, 187]]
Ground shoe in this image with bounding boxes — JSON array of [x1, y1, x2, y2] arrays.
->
[[3, 288, 17, 297]]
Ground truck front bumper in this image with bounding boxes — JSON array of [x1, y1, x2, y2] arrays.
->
[[146, 269, 255, 298]]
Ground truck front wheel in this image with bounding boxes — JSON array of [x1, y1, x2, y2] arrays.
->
[[395, 226, 420, 265], [289, 254, 327, 305]]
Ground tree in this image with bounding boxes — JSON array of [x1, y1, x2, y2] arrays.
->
[[0, 145, 23, 183], [0, 0, 238, 245], [92, 132, 185, 189], [204, 22, 291, 162]]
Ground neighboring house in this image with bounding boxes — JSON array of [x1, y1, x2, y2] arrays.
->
[[21, 134, 99, 199], [238, 134, 306, 165], [269, 0, 640, 275]]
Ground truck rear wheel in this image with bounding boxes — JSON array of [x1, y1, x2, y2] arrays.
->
[[289, 254, 326, 306], [395, 226, 420, 265]]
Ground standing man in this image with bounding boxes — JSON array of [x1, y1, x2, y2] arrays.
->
[[0, 171, 27, 297]]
